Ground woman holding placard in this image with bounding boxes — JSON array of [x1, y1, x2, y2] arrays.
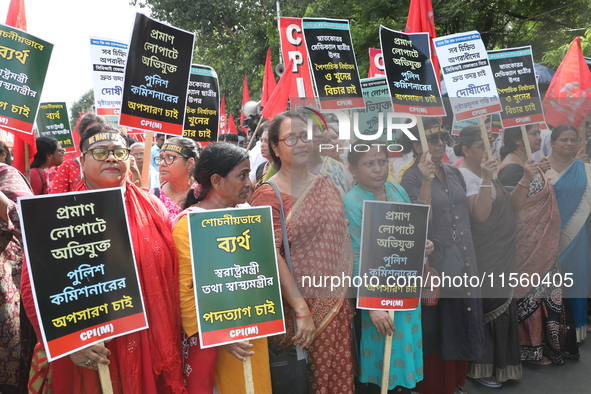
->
[[498, 125, 578, 365], [251, 111, 355, 393], [545, 124, 591, 343], [400, 118, 484, 394], [173, 142, 272, 393], [344, 140, 429, 394], [454, 126, 522, 388], [21, 124, 186, 393]]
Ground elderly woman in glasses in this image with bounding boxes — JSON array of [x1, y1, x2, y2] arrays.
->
[[399, 117, 484, 394], [151, 137, 198, 221], [21, 124, 186, 394]]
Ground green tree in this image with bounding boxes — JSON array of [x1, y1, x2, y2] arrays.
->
[[542, 28, 591, 69], [70, 89, 94, 127], [132, 0, 591, 114]]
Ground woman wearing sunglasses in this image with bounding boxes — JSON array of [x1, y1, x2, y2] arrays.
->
[[400, 118, 484, 394], [152, 137, 198, 221], [21, 124, 185, 393], [30, 136, 65, 195]]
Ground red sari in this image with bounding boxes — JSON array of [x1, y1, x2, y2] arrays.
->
[[21, 180, 186, 394], [251, 176, 355, 394]]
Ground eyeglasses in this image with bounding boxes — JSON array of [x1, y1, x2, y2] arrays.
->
[[57, 149, 66, 154], [426, 132, 450, 145], [154, 155, 187, 165], [83, 148, 130, 161], [278, 134, 310, 147], [556, 137, 581, 144], [132, 152, 144, 158]]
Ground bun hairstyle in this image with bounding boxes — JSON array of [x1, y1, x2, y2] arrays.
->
[[182, 142, 249, 209], [453, 125, 481, 158], [31, 136, 60, 168]]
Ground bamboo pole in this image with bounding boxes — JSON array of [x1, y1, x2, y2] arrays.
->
[[477, 116, 497, 180], [416, 118, 434, 178], [380, 311, 395, 394], [97, 342, 113, 394], [141, 132, 153, 188], [243, 340, 255, 394], [520, 126, 532, 160]]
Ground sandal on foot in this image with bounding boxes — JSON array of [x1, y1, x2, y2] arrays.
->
[[528, 356, 552, 365], [474, 377, 502, 388]]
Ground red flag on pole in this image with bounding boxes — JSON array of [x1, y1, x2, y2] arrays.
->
[[239, 75, 250, 134], [5, 0, 37, 175], [227, 112, 239, 135], [261, 59, 294, 120], [219, 96, 227, 135], [261, 48, 277, 107], [405, 0, 440, 85], [542, 37, 591, 129]]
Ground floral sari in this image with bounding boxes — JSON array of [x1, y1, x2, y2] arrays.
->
[[251, 176, 355, 393]]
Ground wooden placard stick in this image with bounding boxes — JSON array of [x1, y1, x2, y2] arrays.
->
[[24, 143, 30, 181], [141, 131, 153, 188], [477, 116, 497, 180], [243, 340, 255, 394], [97, 341, 113, 394], [246, 116, 265, 151], [380, 311, 395, 394], [416, 118, 434, 178], [520, 126, 533, 160]]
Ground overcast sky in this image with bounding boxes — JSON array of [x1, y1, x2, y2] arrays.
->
[[1, 0, 149, 109]]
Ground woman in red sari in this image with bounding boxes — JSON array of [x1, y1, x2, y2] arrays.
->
[[21, 124, 186, 394], [251, 111, 355, 393]]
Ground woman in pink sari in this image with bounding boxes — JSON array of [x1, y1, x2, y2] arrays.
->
[[251, 111, 355, 393]]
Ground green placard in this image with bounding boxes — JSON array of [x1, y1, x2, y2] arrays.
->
[[188, 206, 285, 348], [36, 102, 75, 152], [0, 25, 53, 135]]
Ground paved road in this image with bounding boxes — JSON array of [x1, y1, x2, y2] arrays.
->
[[463, 339, 590, 393]]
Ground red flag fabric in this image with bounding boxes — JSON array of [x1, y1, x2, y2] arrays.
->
[[405, 0, 440, 85], [542, 37, 591, 129], [368, 48, 385, 78], [219, 96, 227, 136], [5, 0, 36, 175], [227, 112, 239, 135], [261, 59, 294, 120], [261, 48, 277, 106], [239, 75, 250, 134]]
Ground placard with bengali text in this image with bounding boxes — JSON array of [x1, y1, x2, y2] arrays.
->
[[357, 201, 429, 311], [188, 207, 285, 348], [183, 64, 219, 143], [19, 188, 147, 361], [36, 102, 75, 153], [89, 37, 128, 118]]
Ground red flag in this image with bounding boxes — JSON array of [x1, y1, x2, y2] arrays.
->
[[405, 0, 440, 85], [239, 75, 250, 134], [227, 112, 239, 135], [368, 48, 385, 78], [261, 48, 277, 107], [261, 59, 294, 120], [219, 96, 227, 135], [543, 37, 591, 129], [5, 0, 36, 175]]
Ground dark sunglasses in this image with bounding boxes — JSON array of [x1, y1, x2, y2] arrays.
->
[[426, 132, 450, 145]]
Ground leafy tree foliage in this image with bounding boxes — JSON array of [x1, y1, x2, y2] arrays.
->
[[70, 88, 94, 127], [132, 0, 591, 117]]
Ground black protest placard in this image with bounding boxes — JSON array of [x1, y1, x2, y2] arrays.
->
[[357, 201, 429, 311], [380, 27, 445, 117], [120, 13, 195, 136], [19, 188, 147, 361], [183, 64, 219, 143], [302, 18, 365, 109], [488, 46, 545, 128]]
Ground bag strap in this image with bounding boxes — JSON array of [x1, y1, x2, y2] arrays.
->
[[264, 181, 308, 362]]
